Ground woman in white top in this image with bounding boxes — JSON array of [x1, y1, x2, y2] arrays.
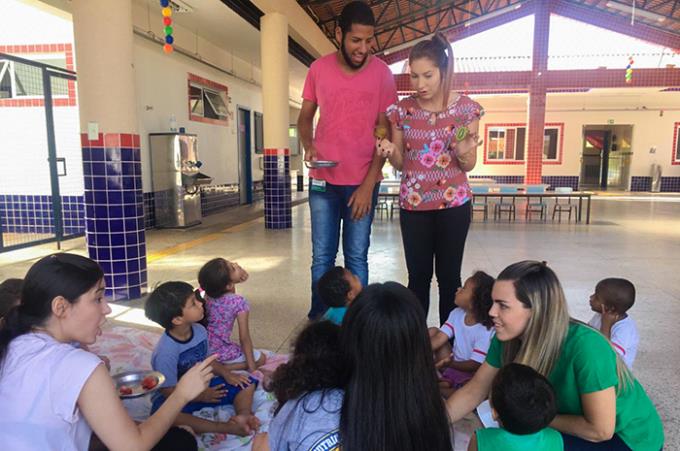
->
[[0, 253, 215, 451]]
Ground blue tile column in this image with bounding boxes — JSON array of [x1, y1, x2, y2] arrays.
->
[[81, 132, 147, 301], [264, 148, 291, 229]]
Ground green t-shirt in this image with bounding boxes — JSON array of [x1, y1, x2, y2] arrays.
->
[[486, 322, 664, 451], [476, 427, 563, 451]]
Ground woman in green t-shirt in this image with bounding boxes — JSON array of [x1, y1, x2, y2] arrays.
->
[[445, 261, 664, 451]]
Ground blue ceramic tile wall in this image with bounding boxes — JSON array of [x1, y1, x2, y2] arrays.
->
[[469, 175, 525, 184], [82, 133, 147, 301], [264, 154, 292, 229], [630, 176, 652, 192], [0, 194, 85, 235], [660, 176, 680, 192]]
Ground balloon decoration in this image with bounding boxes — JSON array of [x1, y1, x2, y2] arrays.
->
[[625, 56, 633, 84], [160, 0, 173, 54]]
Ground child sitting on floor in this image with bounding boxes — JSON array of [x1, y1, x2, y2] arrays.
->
[[264, 320, 347, 449], [317, 266, 362, 325], [587, 277, 639, 369], [468, 363, 563, 451], [0, 278, 22, 327], [145, 281, 260, 436], [198, 258, 266, 373], [429, 271, 495, 397]]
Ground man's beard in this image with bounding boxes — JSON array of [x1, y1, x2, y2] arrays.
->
[[340, 36, 368, 69]]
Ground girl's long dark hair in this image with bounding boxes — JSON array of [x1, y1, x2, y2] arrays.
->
[[270, 320, 346, 415], [339, 282, 453, 451], [0, 253, 104, 371]]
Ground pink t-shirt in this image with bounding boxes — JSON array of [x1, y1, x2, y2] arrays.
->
[[387, 95, 484, 211], [302, 53, 397, 185]]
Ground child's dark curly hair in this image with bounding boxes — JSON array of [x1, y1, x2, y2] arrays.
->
[[270, 320, 347, 414], [469, 271, 495, 329]]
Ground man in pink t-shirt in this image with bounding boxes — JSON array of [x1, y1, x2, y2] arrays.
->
[[298, 1, 397, 319]]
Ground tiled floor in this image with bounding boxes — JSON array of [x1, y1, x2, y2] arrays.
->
[[1, 192, 679, 447]]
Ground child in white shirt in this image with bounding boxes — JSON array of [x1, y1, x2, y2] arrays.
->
[[588, 277, 639, 369], [429, 271, 495, 397]]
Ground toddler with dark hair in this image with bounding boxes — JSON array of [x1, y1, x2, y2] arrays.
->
[[316, 266, 362, 325], [468, 363, 563, 451], [588, 278, 639, 369]]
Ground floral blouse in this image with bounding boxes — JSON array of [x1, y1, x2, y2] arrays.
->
[[386, 95, 484, 211]]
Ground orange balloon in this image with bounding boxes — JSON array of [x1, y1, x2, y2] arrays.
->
[[163, 44, 173, 54]]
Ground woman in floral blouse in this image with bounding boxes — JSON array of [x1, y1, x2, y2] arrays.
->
[[379, 32, 483, 323]]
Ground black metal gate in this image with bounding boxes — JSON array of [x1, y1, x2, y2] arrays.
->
[[0, 52, 83, 252]]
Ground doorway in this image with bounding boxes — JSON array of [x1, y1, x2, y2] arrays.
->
[[580, 125, 633, 191], [237, 107, 253, 204]]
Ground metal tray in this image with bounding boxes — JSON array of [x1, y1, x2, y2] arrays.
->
[[305, 160, 338, 169], [112, 370, 165, 399]]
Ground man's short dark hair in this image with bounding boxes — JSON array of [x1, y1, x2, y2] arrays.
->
[[317, 266, 350, 308], [596, 278, 635, 314], [0, 278, 22, 319], [338, 1, 375, 34], [144, 281, 194, 330], [491, 363, 557, 435]]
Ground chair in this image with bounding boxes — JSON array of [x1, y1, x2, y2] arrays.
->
[[494, 186, 518, 222], [376, 185, 397, 220], [471, 185, 490, 221], [525, 185, 547, 221], [552, 187, 578, 222]]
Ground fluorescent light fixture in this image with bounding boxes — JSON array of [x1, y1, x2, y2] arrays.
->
[[605, 1, 666, 22], [465, 4, 523, 27]]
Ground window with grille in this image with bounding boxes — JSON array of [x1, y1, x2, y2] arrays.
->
[[485, 123, 563, 164], [187, 73, 229, 126]]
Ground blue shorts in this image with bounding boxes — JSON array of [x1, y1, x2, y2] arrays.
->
[[151, 375, 258, 414]]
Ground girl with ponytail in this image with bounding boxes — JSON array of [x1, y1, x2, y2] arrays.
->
[[378, 32, 484, 323], [0, 253, 215, 451]]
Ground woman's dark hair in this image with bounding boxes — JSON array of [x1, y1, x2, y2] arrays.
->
[[145, 281, 195, 330], [339, 282, 452, 451], [409, 32, 454, 109], [0, 278, 23, 319], [469, 271, 495, 329], [198, 257, 231, 299], [338, 1, 375, 34], [0, 253, 104, 370], [270, 320, 346, 415], [490, 363, 557, 434]]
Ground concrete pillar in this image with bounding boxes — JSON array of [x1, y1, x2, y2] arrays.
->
[[72, 0, 147, 300], [526, 2, 550, 185], [260, 12, 292, 229]]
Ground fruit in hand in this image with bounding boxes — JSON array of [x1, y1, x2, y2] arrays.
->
[[141, 376, 158, 390], [374, 125, 388, 140], [119, 385, 133, 396]]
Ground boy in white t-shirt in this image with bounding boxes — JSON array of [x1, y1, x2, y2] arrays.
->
[[587, 277, 639, 369]]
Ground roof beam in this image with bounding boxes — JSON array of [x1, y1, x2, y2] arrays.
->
[[393, 67, 680, 91], [552, 0, 680, 52]]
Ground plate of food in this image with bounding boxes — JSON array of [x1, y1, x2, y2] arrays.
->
[[305, 160, 338, 169], [113, 370, 165, 399]]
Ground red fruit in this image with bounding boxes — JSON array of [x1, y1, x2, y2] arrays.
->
[[119, 385, 133, 395], [141, 376, 158, 390]]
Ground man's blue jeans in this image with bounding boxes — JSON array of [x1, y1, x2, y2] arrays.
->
[[308, 181, 380, 319]]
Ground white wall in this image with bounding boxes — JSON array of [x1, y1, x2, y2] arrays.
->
[[470, 90, 680, 180], [133, 36, 263, 190]]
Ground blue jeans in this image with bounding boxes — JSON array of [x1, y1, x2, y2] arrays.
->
[[308, 180, 380, 319]]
